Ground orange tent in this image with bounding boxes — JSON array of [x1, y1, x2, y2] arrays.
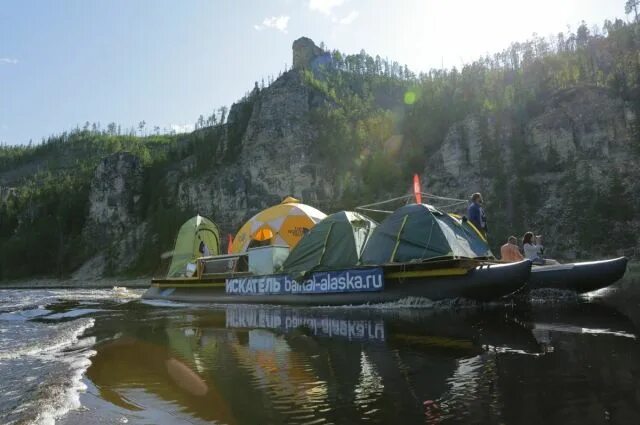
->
[[231, 198, 326, 253]]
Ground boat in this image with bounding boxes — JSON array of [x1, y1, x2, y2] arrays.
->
[[528, 257, 628, 293], [145, 258, 530, 305], [143, 201, 530, 305]]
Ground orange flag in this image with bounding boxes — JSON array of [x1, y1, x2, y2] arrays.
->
[[413, 174, 422, 204], [227, 234, 233, 254]]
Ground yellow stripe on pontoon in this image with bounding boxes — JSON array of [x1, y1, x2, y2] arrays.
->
[[152, 282, 226, 288], [385, 268, 469, 278], [152, 267, 470, 288]]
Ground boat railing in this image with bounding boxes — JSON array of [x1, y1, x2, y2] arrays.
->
[[355, 193, 468, 215], [195, 245, 291, 278], [197, 253, 249, 278]]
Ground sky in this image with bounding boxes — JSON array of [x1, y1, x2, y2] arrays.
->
[[0, 0, 626, 145]]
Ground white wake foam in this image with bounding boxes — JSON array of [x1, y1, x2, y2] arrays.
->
[[42, 309, 104, 320], [0, 317, 96, 425], [0, 318, 94, 361], [0, 308, 52, 322], [140, 299, 192, 308], [0, 288, 142, 313]]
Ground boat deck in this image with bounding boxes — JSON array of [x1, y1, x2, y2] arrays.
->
[[151, 257, 485, 287]]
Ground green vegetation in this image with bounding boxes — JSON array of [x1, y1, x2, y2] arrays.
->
[[0, 129, 179, 279], [0, 89, 262, 280]]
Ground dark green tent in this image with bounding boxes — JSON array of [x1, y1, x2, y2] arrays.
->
[[360, 204, 493, 264], [282, 211, 377, 278]]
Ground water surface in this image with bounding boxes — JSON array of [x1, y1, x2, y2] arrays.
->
[[1, 288, 639, 424]]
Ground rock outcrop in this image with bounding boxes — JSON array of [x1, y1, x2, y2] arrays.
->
[[175, 69, 335, 236], [166, 40, 338, 240], [83, 152, 146, 273], [424, 86, 640, 258], [292, 37, 325, 69], [429, 87, 638, 190]]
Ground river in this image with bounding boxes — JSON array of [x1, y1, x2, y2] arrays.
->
[[0, 287, 639, 424]]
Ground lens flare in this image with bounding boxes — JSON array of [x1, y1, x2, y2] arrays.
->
[[404, 91, 417, 105]]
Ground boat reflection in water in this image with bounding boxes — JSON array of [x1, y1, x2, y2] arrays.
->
[[85, 301, 640, 424]]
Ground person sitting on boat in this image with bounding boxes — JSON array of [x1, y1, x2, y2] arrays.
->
[[535, 235, 559, 265], [523, 232, 558, 265], [500, 236, 524, 262], [198, 240, 211, 257], [467, 193, 487, 237]]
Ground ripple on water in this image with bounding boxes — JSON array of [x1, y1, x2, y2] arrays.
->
[[528, 288, 580, 304], [0, 288, 142, 313]]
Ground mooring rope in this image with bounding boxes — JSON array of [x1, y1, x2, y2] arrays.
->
[[433, 200, 469, 210], [355, 207, 395, 214], [356, 194, 415, 209], [355, 192, 468, 214], [420, 193, 468, 203]]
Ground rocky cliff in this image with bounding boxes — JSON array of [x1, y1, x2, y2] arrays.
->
[[81, 152, 146, 275], [174, 70, 335, 234], [426, 86, 640, 258]]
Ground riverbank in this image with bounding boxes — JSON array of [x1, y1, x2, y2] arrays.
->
[[0, 277, 150, 289]]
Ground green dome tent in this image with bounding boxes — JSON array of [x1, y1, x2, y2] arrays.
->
[[168, 215, 220, 277], [360, 204, 493, 265], [282, 211, 377, 278]]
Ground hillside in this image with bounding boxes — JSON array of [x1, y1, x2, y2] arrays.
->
[[1, 18, 640, 281]]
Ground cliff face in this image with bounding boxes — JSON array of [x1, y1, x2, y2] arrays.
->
[[426, 86, 640, 258], [432, 87, 637, 192], [82, 152, 146, 274], [174, 70, 336, 237], [292, 37, 325, 69]]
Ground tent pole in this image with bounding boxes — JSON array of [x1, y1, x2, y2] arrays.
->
[[390, 215, 409, 263]]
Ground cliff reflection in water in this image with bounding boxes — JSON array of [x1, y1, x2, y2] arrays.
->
[[85, 301, 640, 424]]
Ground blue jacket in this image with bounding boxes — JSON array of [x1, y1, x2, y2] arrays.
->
[[468, 202, 487, 232]]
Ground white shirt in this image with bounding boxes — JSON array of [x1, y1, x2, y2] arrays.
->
[[523, 243, 540, 260]]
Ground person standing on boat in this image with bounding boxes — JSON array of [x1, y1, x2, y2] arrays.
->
[[500, 236, 524, 262], [467, 193, 488, 237]]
